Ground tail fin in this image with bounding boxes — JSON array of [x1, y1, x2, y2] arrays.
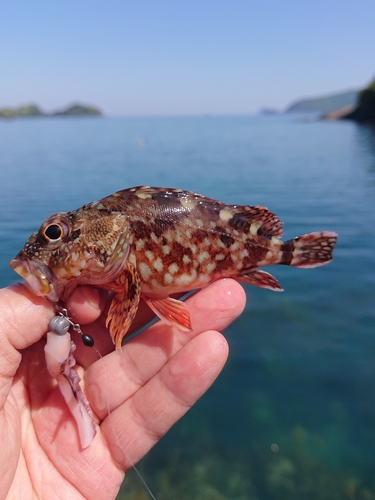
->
[[280, 231, 338, 268]]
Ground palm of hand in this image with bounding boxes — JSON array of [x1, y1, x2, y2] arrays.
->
[[0, 280, 245, 499]]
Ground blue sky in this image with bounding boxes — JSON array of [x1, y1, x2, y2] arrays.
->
[[1, 1, 374, 115]]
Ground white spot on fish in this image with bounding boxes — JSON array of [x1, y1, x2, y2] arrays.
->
[[164, 231, 173, 242], [145, 250, 154, 261], [153, 257, 164, 272], [56, 268, 68, 278], [219, 208, 233, 222], [176, 270, 197, 286], [162, 245, 171, 255], [265, 250, 273, 261], [136, 191, 152, 200], [239, 249, 249, 259], [164, 273, 174, 284], [151, 278, 159, 289], [206, 262, 217, 273], [136, 239, 145, 251], [198, 251, 210, 263], [183, 254, 191, 264], [168, 262, 179, 274], [250, 221, 263, 236], [139, 262, 152, 280], [176, 232, 184, 244], [180, 198, 197, 210], [129, 253, 137, 267], [184, 218, 194, 227]]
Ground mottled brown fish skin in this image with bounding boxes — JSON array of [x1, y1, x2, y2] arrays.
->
[[10, 186, 338, 347], [99, 187, 280, 295], [93, 186, 336, 295]]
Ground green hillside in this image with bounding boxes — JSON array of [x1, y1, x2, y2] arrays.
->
[[286, 90, 358, 113]]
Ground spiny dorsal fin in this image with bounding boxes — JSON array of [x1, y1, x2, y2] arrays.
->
[[228, 205, 283, 238]]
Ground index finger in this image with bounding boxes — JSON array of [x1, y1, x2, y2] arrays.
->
[[84, 279, 246, 420]]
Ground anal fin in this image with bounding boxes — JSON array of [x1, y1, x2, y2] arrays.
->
[[238, 269, 284, 291], [144, 296, 192, 331], [106, 262, 141, 349]]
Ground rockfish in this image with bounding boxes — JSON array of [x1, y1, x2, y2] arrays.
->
[[10, 186, 338, 348]]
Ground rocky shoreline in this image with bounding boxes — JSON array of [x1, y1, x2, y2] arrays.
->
[[322, 79, 375, 124]]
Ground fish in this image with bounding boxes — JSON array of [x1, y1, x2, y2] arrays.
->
[[10, 186, 338, 349]]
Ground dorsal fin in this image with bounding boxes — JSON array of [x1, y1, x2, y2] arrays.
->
[[228, 205, 283, 238]]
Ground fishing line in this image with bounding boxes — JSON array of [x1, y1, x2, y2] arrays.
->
[[97, 344, 158, 500], [52, 306, 157, 498]]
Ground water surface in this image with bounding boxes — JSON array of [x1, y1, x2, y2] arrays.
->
[[1, 115, 374, 499]]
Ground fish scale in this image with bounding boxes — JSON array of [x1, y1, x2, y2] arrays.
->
[[10, 186, 338, 348]]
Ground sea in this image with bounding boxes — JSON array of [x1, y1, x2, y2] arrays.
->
[[1, 114, 375, 499]]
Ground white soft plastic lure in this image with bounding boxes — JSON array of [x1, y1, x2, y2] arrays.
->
[[46, 314, 96, 448]]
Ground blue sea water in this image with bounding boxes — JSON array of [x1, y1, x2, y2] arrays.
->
[[1, 115, 375, 498]]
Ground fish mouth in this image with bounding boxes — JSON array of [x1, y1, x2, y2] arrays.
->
[[9, 257, 59, 302]]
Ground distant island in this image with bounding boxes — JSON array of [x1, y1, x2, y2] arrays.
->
[[285, 78, 375, 124], [285, 90, 358, 114], [0, 103, 103, 119]]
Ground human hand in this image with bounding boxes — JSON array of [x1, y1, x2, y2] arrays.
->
[[0, 279, 245, 500]]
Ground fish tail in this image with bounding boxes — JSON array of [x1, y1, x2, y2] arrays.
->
[[279, 231, 338, 268]]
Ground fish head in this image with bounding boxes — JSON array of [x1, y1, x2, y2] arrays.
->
[[10, 207, 131, 302]]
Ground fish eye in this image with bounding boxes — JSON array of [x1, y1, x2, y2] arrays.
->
[[43, 224, 63, 241], [39, 215, 71, 245]]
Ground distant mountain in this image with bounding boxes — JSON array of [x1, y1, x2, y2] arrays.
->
[[0, 103, 102, 119], [286, 90, 358, 113]]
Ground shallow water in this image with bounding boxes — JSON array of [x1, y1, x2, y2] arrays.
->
[[1, 114, 375, 499]]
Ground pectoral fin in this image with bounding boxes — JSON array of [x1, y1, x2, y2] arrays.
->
[[144, 296, 192, 331], [106, 262, 141, 349]]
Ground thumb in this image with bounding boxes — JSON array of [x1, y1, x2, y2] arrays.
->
[[0, 284, 54, 410]]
